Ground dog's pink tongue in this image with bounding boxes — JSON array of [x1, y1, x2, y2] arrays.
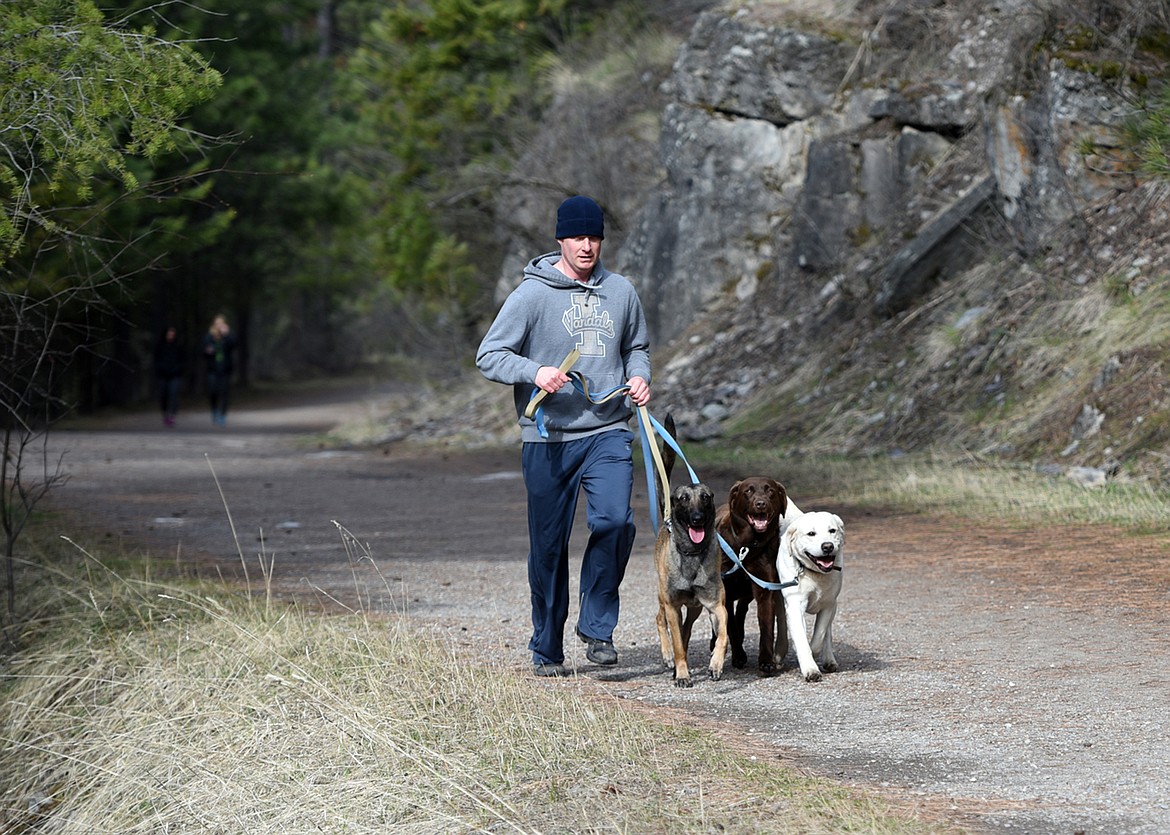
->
[[689, 527, 705, 544], [750, 515, 768, 532]]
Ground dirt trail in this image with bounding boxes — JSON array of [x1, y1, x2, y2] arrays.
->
[[45, 387, 1170, 834]]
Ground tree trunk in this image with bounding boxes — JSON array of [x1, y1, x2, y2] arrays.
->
[[317, 1, 338, 60]]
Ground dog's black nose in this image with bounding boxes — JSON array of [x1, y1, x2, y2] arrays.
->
[[820, 541, 835, 554]]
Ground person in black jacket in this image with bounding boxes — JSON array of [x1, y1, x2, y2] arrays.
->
[[153, 326, 186, 427], [201, 314, 237, 426]]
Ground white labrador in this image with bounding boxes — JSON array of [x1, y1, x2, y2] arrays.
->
[[778, 510, 844, 681]]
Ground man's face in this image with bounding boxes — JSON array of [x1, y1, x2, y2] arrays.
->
[[558, 235, 602, 281]]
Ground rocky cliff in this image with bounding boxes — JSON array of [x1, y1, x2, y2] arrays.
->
[[493, 0, 1170, 485]]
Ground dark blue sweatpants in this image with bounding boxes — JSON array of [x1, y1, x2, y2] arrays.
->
[[522, 429, 636, 666]]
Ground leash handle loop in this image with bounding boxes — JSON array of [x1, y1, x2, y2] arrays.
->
[[523, 348, 581, 420], [526, 350, 637, 440]]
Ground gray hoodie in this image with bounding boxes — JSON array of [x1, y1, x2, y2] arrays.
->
[[476, 252, 651, 443]]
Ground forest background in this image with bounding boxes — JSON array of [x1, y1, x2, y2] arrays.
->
[[6, 0, 1170, 468], [2, 0, 665, 416]]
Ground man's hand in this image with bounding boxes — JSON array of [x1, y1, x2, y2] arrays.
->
[[535, 365, 570, 394], [626, 375, 650, 406]]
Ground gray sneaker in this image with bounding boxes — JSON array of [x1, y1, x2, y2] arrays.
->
[[576, 627, 618, 665]]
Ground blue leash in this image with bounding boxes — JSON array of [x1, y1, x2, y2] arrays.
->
[[527, 372, 794, 592], [642, 410, 796, 591], [527, 371, 674, 525]]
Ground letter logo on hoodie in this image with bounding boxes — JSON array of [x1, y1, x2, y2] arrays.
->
[[562, 291, 615, 356]]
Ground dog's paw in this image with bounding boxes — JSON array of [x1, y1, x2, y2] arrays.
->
[[708, 667, 723, 682], [801, 666, 823, 682], [673, 675, 694, 689], [731, 649, 747, 669], [821, 660, 838, 673], [758, 658, 777, 676]]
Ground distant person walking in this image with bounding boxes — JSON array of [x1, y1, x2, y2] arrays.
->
[[201, 314, 236, 426], [154, 326, 186, 427]]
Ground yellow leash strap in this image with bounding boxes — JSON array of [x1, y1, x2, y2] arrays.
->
[[638, 404, 672, 526], [523, 349, 580, 420]]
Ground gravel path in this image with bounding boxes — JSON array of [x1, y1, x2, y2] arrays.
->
[[46, 388, 1170, 834]]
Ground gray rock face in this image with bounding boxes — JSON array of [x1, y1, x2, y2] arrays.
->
[[987, 64, 1135, 253], [869, 83, 977, 134], [667, 12, 854, 125], [488, 3, 1144, 470], [617, 102, 812, 344], [872, 175, 997, 317], [613, 5, 1135, 349], [616, 13, 866, 346]]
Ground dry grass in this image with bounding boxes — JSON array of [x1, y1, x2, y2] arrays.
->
[[0, 533, 953, 835], [688, 444, 1170, 532]]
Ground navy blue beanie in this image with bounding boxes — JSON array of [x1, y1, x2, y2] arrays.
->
[[555, 195, 605, 239]]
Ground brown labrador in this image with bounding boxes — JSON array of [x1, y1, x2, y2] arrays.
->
[[715, 477, 789, 673]]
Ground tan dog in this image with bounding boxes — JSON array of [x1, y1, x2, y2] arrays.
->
[[779, 511, 844, 681], [653, 417, 729, 687], [715, 477, 790, 673]]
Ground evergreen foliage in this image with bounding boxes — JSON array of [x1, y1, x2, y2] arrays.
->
[[345, 0, 567, 309], [1125, 83, 1170, 180], [3, 0, 591, 393], [0, 0, 222, 264]]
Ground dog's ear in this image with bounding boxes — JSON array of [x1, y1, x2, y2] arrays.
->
[[728, 480, 744, 511], [832, 513, 844, 533], [783, 517, 799, 548], [652, 412, 679, 520], [700, 484, 716, 520]]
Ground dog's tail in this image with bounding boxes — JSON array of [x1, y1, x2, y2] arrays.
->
[[652, 413, 677, 528]]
